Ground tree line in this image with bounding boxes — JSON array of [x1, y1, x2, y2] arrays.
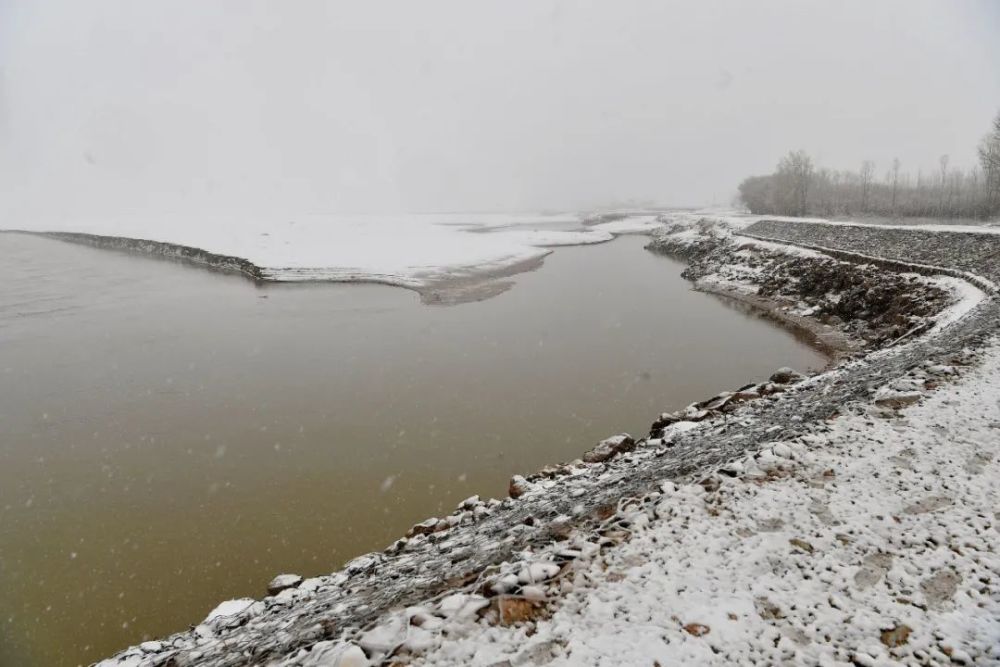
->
[[738, 110, 1000, 220]]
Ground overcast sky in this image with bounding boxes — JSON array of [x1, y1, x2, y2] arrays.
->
[[1, 0, 998, 218]]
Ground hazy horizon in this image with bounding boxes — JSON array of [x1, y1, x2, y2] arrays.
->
[[1, 0, 998, 220]]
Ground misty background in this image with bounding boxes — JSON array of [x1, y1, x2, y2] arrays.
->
[[1, 0, 998, 220]]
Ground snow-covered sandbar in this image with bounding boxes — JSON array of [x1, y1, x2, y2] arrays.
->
[[3, 212, 666, 303]]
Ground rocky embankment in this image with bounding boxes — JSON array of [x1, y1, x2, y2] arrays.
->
[[98, 217, 1000, 667], [646, 218, 958, 354], [411, 342, 1000, 666]]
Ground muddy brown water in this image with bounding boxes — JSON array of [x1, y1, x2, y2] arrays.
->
[[0, 233, 825, 666]]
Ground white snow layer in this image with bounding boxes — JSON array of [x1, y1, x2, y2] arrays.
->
[[590, 215, 665, 234], [483, 229, 615, 248], [203, 598, 256, 624], [663, 209, 1000, 237], [927, 277, 988, 335], [410, 342, 1000, 666], [8, 212, 665, 288]]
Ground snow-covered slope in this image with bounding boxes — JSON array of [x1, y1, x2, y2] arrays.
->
[[410, 342, 1000, 666]]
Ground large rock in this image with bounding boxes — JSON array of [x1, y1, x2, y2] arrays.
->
[[582, 433, 635, 463], [649, 411, 682, 436], [406, 517, 440, 537], [203, 598, 255, 623], [497, 597, 538, 626], [880, 624, 912, 648], [770, 367, 805, 384], [873, 389, 923, 409], [298, 642, 370, 667], [508, 475, 531, 499], [267, 573, 303, 596]]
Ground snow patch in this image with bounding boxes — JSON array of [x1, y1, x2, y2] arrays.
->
[[926, 276, 988, 335], [203, 598, 255, 624]]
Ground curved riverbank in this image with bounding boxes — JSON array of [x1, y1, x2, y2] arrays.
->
[[97, 216, 1000, 667], [644, 218, 977, 362], [693, 285, 858, 363]]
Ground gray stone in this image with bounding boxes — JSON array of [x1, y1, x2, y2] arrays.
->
[[267, 574, 303, 596], [582, 433, 635, 463], [770, 367, 805, 384]]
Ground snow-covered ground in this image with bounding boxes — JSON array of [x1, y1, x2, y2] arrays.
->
[[393, 341, 1000, 666], [662, 209, 1000, 236], [926, 277, 989, 335], [4, 212, 664, 289]]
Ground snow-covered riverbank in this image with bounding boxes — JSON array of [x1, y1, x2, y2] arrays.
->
[[96, 213, 1000, 667], [645, 216, 981, 358], [407, 338, 1000, 666]]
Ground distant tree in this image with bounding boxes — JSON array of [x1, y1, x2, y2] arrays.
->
[[860, 160, 875, 212], [890, 158, 901, 215], [938, 154, 950, 215], [736, 112, 1000, 220], [979, 110, 1000, 214], [774, 150, 813, 216], [737, 175, 774, 214]]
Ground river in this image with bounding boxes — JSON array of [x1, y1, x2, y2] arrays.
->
[[0, 232, 825, 666]]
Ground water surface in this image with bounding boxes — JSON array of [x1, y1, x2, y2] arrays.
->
[[0, 233, 825, 666]]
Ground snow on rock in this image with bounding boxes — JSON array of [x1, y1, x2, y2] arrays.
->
[[437, 593, 490, 621], [508, 474, 532, 499], [294, 642, 370, 667], [267, 573, 304, 596], [358, 613, 408, 654], [581, 433, 635, 463], [407, 517, 442, 537], [517, 561, 562, 584], [411, 340, 1000, 666], [203, 598, 256, 624], [520, 585, 548, 602], [769, 367, 805, 384], [95, 657, 143, 667], [872, 387, 924, 409]]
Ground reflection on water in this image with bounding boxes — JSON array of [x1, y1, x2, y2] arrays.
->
[[0, 233, 825, 666]]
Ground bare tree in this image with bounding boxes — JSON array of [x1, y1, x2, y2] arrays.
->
[[979, 111, 1000, 215], [890, 157, 901, 216], [737, 112, 1000, 220], [860, 160, 875, 212], [938, 154, 949, 215], [775, 150, 814, 216]]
